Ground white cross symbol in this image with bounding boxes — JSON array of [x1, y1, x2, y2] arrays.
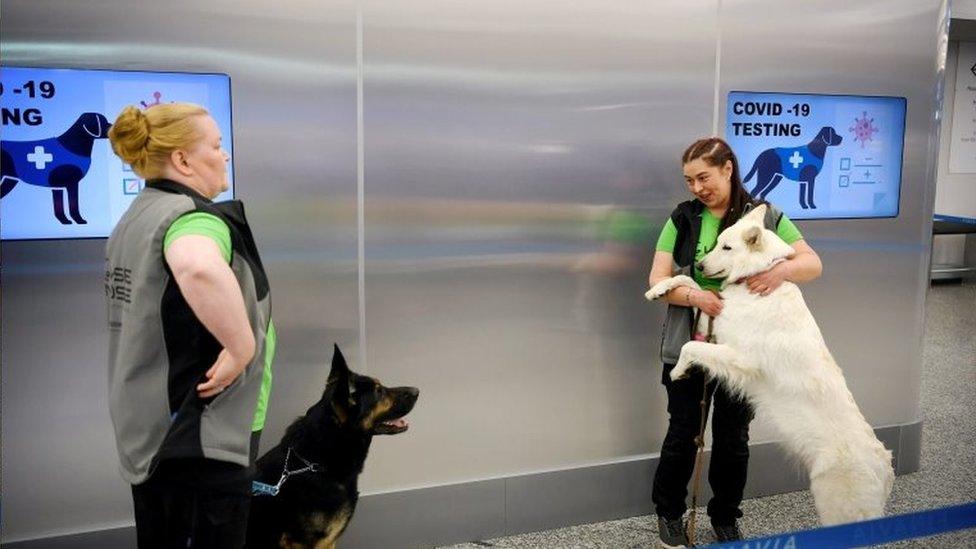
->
[[789, 151, 804, 169], [26, 146, 54, 170]]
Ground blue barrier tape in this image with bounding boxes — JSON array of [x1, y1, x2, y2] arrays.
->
[[703, 501, 976, 548]]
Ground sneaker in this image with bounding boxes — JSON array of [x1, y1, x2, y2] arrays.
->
[[658, 516, 690, 548], [711, 518, 743, 542]]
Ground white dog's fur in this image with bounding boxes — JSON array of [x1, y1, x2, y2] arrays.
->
[[646, 205, 893, 526]]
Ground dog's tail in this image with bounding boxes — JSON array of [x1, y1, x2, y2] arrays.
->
[[743, 158, 759, 183]]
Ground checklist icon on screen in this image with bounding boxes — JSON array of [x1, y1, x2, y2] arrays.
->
[[123, 178, 143, 195]]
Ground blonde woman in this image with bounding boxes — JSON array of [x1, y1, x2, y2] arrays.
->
[[106, 103, 276, 548]]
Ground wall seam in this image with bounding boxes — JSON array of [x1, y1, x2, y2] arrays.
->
[[712, 0, 724, 136], [356, 4, 368, 371]]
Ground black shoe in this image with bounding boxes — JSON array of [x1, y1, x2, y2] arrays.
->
[[711, 519, 743, 542], [658, 516, 690, 548]]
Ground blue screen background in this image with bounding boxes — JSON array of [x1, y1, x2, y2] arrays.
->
[[1, 67, 233, 240], [725, 92, 906, 220]]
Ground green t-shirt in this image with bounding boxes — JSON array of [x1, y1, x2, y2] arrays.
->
[[163, 212, 276, 432], [655, 209, 803, 291]]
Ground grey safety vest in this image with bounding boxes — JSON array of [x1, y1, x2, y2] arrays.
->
[[105, 179, 272, 484], [659, 200, 782, 364]]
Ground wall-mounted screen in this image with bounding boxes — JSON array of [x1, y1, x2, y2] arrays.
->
[[726, 91, 906, 220], [1, 67, 233, 240]]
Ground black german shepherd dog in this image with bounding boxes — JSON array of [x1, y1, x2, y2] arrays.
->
[[246, 345, 418, 548]]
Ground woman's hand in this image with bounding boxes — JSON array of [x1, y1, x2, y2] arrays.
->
[[692, 288, 723, 317], [197, 348, 251, 398], [744, 261, 790, 296]]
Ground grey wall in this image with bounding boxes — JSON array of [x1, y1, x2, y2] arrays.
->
[[0, 0, 946, 544], [934, 29, 976, 266], [933, 40, 970, 267], [938, 41, 976, 221]]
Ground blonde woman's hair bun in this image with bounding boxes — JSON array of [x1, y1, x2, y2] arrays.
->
[[108, 106, 151, 173], [107, 102, 208, 179]]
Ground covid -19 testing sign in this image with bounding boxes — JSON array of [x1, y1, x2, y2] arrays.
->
[[726, 92, 906, 220], [0, 67, 234, 240]]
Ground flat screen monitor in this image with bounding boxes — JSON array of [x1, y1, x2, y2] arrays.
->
[[1, 67, 233, 240], [725, 91, 906, 220]]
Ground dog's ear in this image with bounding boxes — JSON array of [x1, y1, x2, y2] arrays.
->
[[326, 344, 356, 421], [327, 345, 352, 395], [742, 225, 763, 251], [744, 203, 767, 223]]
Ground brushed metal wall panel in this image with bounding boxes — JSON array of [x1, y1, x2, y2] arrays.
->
[[341, 478, 508, 548], [359, 0, 718, 492], [719, 0, 944, 435], [0, 0, 358, 540], [1, 420, 921, 548]]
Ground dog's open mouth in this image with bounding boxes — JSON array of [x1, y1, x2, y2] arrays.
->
[[373, 386, 418, 435], [375, 416, 410, 435]]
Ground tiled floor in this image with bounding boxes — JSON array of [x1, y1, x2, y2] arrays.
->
[[440, 280, 976, 548]]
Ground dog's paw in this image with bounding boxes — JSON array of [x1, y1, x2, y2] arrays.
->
[[670, 361, 692, 381], [644, 281, 670, 301], [646, 275, 700, 301], [670, 367, 690, 381], [644, 288, 663, 301]]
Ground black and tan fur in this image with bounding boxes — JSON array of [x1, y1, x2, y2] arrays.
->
[[246, 345, 418, 548]]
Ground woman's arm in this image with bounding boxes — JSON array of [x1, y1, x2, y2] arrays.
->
[[165, 234, 256, 397], [744, 239, 822, 295], [649, 250, 723, 316], [781, 239, 822, 283]]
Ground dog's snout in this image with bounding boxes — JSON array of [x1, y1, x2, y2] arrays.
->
[[394, 386, 420, 405]]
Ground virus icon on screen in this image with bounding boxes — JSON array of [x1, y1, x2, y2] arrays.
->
[[849, 111, 879, 148], [140, 91, 163, 109]]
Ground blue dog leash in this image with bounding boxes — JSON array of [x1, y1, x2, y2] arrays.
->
[[252, 447, 321, 497]]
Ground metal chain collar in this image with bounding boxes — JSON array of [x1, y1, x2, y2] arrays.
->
[[252, 447, 321, 497]]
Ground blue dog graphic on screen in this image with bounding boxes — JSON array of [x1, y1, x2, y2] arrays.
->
[[1, 112, 112, 225], [743, 126, 843, 209]]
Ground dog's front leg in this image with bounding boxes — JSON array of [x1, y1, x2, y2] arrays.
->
[[671, 341, 757, 390], [645, 275, 700, 301]]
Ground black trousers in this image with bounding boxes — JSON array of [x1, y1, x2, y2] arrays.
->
[[131, 458, 252, 549], [651, 363, 754, 525]]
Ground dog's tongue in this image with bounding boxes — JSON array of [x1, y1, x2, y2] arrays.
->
[[385, 418, 409, 428]]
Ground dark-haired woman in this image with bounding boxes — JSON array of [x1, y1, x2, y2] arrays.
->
[[647, 137, 822, 547]]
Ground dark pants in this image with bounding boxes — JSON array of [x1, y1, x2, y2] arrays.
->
[[131, 458, 252, 549], [652, 363, 754, 525]]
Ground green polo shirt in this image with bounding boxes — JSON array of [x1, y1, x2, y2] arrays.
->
[[163, 212, 276, 432], [655, 209, 803, 291]]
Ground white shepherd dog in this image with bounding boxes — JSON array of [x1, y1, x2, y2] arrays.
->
[[646, 204, 893, 526]]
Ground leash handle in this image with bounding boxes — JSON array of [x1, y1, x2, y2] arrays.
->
[[687, 288, 719, 546], [691, 288, 720, 343], [252, 481, 280, 497]]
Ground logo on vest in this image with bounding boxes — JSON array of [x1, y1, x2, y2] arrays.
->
[[105, 267, 133, 304]]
